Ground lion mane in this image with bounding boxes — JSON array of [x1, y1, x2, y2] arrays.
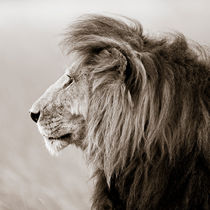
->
[[63, 15, 210, 210]]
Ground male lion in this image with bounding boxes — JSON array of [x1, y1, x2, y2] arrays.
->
[[30, 15, 210, 210]]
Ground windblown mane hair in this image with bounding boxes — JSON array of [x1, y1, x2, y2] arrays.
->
[[63, 15, 210, 210]]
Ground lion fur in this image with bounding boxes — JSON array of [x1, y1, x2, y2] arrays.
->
[[63, 15, 210, 210]]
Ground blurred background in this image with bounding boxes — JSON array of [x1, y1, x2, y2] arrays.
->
[[0, 0, 209, 209]]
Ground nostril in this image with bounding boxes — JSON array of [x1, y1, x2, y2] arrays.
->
[[30, 111, 40, 123]]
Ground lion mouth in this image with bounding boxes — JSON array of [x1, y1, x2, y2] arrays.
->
[[48, 133, 72, 141], [43, 133, 72, 155]]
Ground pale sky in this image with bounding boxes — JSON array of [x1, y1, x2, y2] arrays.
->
[[1, 0, 209, 44]]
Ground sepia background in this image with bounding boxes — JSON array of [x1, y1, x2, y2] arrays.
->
[[0, 0, 209, 209]]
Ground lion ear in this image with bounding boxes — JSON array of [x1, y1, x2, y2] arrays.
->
[[110, 48, 127, 76], [96, 48, 127, 77]]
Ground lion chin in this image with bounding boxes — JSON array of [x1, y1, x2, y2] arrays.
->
[[43, 136, 71, 156]]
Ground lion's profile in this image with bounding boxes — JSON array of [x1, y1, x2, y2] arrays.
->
[[30, 15, 210, 210]]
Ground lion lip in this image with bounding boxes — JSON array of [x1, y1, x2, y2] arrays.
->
[[47, 133, 72, 141]]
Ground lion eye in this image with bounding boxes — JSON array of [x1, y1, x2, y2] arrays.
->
[[64, 75, 74, 88], [67, 75, 74, 83]]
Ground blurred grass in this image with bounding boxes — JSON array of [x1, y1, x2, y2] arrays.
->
[[0, 8, 91, 210]]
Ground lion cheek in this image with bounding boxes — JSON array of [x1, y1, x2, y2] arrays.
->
[[67, 98, 88, 119]]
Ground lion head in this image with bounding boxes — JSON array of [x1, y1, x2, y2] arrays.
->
[[30, 15, 209, 209], [29, 56, 89, 154]]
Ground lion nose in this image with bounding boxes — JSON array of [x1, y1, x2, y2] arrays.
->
[[30, 111, 40, 123]]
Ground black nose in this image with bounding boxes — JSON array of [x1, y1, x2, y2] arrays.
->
[[30, 111, 40, 123]]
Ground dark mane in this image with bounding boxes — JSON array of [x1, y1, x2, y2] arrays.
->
[[63, 15, 210, 210]]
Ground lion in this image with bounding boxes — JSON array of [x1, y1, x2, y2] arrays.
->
[[30, 15, 210, 210]]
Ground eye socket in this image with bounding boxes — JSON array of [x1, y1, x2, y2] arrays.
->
[[67, 75, 74, 83], [64, 75, 74, 88]]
